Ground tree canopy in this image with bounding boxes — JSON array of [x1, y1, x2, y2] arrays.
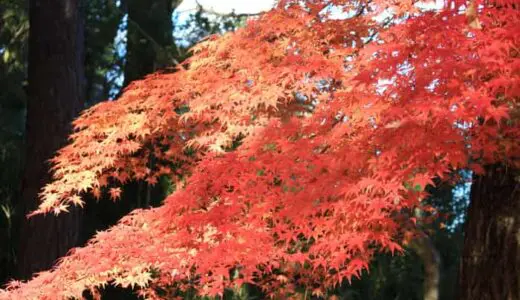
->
[[1, 0, 519, 298]]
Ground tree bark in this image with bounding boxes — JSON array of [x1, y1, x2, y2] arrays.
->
[[17, 0, 85, 280], [412, 235, 441, 300], [458, 164, 520, 300]]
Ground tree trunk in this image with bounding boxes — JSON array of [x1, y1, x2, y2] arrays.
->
[[412, 235, 441, 300], [458, 164, 520, 300], [17, 0, 85, 280]]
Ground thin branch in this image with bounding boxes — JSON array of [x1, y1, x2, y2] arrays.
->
[[363, 17, 393, 45], [353, 0, 372, 18], [114, 5, 184, 68], [194, 0, 267, 18], [126, 16, 182, 66]]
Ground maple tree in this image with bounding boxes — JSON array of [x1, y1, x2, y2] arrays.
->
[[2, 0, 519, 298]]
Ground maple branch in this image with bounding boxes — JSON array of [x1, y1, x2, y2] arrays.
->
[[125, 15, 183, 67], [353, 0, 372, 18], [363, 17, 393, 45], [114, 5, 183, 68], [194, 0, 268, 18]]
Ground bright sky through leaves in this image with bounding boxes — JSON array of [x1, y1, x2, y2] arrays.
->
[[177, 0, 277, 16]]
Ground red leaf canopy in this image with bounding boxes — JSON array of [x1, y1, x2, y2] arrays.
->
[[2, 0, 519, 299]]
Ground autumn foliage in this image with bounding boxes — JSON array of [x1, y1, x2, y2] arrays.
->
[[2, 0, 519, 298]]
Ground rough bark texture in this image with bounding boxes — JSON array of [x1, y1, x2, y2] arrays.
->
[[458, 164, 520, 300], [412, 235, 441, 300], [17, 0, 85, 280]]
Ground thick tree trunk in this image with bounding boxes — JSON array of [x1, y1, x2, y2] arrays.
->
[[17, 0, 85, 279], [458, 164, 520, 300]]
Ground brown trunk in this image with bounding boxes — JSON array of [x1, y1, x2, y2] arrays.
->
[[458, 164, 520, 300], [17, 0, 85, 279], [412, 235, 441, 300]]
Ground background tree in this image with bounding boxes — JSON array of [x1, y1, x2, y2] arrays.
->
[[123, 0, 179, 86], [84, 0, 123, 106], [459, 164, 520, 299], [16, 0, 85, 279], [0, 0, 28, 283]]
